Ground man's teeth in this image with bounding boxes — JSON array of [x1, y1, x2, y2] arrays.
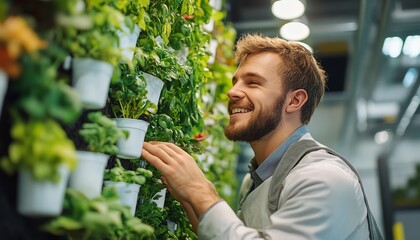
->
[[231, 108, 250, 114]]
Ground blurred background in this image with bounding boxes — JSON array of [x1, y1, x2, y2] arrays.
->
[[226, 0, 420, 239]]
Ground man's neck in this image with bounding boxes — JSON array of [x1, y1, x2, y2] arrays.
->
[[250, 122, 302, 165]]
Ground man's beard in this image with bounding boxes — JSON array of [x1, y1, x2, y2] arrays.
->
[[224, 94, 285, 142]]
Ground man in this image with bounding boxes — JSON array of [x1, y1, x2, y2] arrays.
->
[[141, 34, 381, 239]]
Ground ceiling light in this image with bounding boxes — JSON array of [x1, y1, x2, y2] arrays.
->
[[402, 68, 418, 88], [382, 36, 403, 58], [272, 0, 305, 20], [280, 21, 310, 41], [402, 35, 420, 57], [374, 130, 392, 144], [294, 41, 313, 52]]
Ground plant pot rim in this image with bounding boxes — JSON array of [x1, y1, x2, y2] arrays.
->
[[104, 180, 141, 188], [76, 151, 109, 161], [114, 118, 150, 129]]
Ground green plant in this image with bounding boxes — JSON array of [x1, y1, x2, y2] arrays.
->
[[112, 0, 151, 31], [11, 44, 82, 125], [56, 0, 125, 66], [108, 65, 155, 119], [104, 158, 153, 185], [42, 188, 155, 240], [0, 117, 77, 182], [79, 111, 128, 155]]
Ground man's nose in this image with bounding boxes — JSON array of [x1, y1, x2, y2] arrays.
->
[[227, 83, 245, 100]]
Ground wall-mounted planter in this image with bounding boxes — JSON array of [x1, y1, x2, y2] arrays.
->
[[167, 220, 178, 233], [209, 0, 222, 10], [140, 72, 164, 109], [0, 70, 8, 119], [203, 18, 214, 33], [69, 151, 109, 199], [17, 165, 69, 217], [207, 39, 218, 64], [104, 181, 140, 216], [72, 58, 114, 109], [151, 180, 167, 209], [114, 118, 149, 159], [117, 24, 141, 63]]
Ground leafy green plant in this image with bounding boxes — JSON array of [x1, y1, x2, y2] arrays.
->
[[42, 188, 155, 240], [11, 44, 82, 125], [108, 65, 155, 119], [55, 0, 125, 66], [0, 117, 77, 182], [104, 158, 153, 185], [79, 111, 128, 155], [111, 0, 150, 31]]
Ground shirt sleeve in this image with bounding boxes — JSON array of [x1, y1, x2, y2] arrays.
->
[[198, 201, 264, 240], [197, 157, 367, 240]]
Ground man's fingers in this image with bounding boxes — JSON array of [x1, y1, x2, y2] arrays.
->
[[142, 142, 176, 164], [141, 148, 169, 172]]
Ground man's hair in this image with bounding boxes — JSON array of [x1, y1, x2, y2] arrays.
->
[[235, 34, 327, 124]]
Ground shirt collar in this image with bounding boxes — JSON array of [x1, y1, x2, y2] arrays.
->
[[251, 125, 309, 185]]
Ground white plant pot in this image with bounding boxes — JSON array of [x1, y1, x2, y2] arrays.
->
[[152, 180, 167, 209], [207, 39, 218, 64], [117, 24, 141, 62], [17, 165, 69, 217], [167, 220, 178, 233], [114, 118, 149, 159], [209, 0, 222, 10], [69, 151, 109, 199], [203, 18, 214, 33], [0, 70, 8, 119], [104, 181, 140, 216], [140, 72, 164, 108], [72, 58, 114, 109]]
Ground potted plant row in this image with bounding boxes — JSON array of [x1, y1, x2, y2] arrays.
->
[[43, 188, 155, 239], [69, 111, 128, 199]]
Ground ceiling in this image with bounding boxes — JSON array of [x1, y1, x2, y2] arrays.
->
[[226, 0, 420, 152]]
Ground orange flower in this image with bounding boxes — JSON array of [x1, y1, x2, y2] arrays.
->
[[0, 16, 47, 77]]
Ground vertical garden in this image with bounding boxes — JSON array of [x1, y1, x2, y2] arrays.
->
[[0, 0, 239, 239]]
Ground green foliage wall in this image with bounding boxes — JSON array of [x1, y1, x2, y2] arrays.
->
[[0, 0, 239, 239]]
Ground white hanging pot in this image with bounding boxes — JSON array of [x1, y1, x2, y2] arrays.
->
[[114, 118, 149, 159], [17, 165, 69, 217], [203, 18, 214, 33], [0, 70, 8, 119], [104, 181, 140, 216], [69, 151, 109, 199], [207, 39, 218, 64], [167, 220, 178, 233], [151, 180, 167, 209], [117, 24, 141, 63], [72, 58, 114, 109], [140, 72, 164, 109]]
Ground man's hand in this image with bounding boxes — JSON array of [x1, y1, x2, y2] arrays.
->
[[141, 141, 221, 218]]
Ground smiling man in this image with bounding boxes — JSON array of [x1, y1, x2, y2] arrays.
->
[[141, 34, 383, 240]]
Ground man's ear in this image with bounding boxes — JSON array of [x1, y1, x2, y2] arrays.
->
[[285, 89, 308, 113]]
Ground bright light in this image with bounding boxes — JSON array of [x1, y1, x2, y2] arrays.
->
[[402, 68, 418, 88], [402, 35, 420, 57], [374, 130, 391, 144], [382, 36, 403, 58], [280, 22, 310, 41], [271, 0, 305, 20], [294, 41, 313, 52]]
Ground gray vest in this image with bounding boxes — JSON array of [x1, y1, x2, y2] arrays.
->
[[238, 139, 383, 240]]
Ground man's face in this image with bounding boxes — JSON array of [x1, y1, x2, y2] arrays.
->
[[224, 52, 286, 142]]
